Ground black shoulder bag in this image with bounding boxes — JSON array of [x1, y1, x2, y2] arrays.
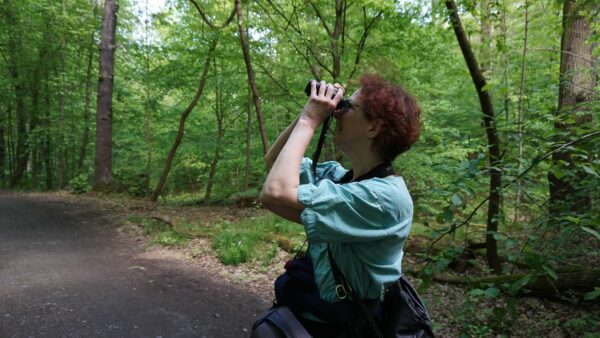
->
[[327, 245, 435, 338], [326, 162, 435, 338]]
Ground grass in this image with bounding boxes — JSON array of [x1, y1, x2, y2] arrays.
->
[[126, 215, 189, 247], [128, 213, 306, 266], [210, 214, 306, 265]]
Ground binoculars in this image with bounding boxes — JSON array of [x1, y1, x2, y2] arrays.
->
[[304, 81, 350, 110]]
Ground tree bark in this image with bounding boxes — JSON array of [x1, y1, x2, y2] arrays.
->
[[143, 0, 152, 194], [548, 0, 596, 215], [94, 0, 118, 191], [79, 29, 96, 173], [43, 74, 53, 190], [79, 34, 95, 173], [514, 0, 530, 222], [244, 87, 252, 190], [446, 0, 503, 274], [204, 59, 224, 202], [150, 35, 218, 202], [235, 0, 269, 156]]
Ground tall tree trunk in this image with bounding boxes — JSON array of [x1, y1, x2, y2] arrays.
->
[[150, 35, 218, 202], [244, 87, 252, 190], [143, 0, 152, 195], [79, 30, 95, 172], [94, 0, 118, 191], [6, 106, 14, 177], [204, 59, 224, 202], [30, 69, 41, 189], [42, 69, 54, 190], [548, 0, 596, 215], [514, 0, 530, 222], [446, 0, 503, 274], [235, 0, 269, 156]]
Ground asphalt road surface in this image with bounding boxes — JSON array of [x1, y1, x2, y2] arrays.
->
[[0, 193, 269, 338]]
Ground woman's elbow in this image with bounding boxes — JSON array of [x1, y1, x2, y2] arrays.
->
[[259, 184, 280, 209], [259, 184, 296, 210]]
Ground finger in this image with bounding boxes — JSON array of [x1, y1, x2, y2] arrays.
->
[[334, 85, 344, 100], [310, 80, 317, 97], [318, 80, 326, 96], [326, 84, 337, 99]]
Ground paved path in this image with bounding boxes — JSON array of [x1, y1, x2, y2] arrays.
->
[[0, 193, 268, 337]]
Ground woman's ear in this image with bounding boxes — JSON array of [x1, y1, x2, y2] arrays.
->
[[367, 119, 384, 139]]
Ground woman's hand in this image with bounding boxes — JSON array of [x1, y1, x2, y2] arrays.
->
[[301, 80, 344, 129]]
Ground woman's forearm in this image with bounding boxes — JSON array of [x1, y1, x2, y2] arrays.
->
[[260, 81, 343, 223], [264, 114, 301, 171], [260, 117, 318, 210]]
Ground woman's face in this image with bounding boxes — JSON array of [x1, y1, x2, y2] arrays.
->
[[332, 89, 373, 150]]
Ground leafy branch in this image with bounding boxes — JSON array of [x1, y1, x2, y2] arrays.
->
[[430, 130, 600, 248]]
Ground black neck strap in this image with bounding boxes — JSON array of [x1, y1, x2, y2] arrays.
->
[[337, 161, 395, 184]]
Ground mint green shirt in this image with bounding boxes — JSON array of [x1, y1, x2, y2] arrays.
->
[[297, 158, 413, 303]]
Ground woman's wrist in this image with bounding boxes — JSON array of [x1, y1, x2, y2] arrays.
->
[[298, 113, 322, 131]]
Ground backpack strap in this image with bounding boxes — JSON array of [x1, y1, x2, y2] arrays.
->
[[327, 245, 383, 338]]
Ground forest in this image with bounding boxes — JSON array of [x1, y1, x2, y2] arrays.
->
[[0, 0, 598, 336]]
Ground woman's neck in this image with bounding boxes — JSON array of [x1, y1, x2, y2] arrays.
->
[[347, 151, 385, 181]]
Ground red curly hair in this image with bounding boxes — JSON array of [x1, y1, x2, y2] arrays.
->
[[358, 73, 421, 161]]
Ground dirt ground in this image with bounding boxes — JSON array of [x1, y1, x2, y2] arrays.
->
[[0, 192, 269, 338], [2, 191, 598, 338]]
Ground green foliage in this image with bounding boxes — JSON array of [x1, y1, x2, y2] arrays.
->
[[134, 216, 188, 247], [210, 214, 306, 266], [2, 0, 599, 335], [150, 230, 188, 247], [68, 174, 91, 194]]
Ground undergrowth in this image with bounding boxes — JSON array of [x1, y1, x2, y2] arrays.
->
[[128, 213, 307, 266]]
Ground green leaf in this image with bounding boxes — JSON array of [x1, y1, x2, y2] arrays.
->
[[468, 288, 485, 297], [436, 258, 451, 272], [485, 287, 501, 299], [509, 275, 531, 295], [584, 287, 600, 301], [504, 238, 517, 248], [581, 164, 598, 176], [481, 83, 495, 92], [552, 169, 566, 179], [443, 207, 454, 223], [564, 216, 580, 224], [581, 226, 600, 240], [451, 194, 462, 206], [542, 265, 558, 280]]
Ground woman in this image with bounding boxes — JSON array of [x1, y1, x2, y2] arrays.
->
[[259, 73, 421, 337]]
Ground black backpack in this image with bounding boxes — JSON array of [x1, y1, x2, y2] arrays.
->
[[380, 276, 435, 338], [327, 246, 434, 338]]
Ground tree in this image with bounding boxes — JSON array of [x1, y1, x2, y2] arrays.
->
[[94, 0, 118, 191], [446, 0, 503, 273], [150, 35, 218, 202], [235, 0, 269, 156], [548, 0, 597, 215]]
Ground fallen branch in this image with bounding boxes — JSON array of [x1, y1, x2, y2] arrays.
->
[[433, 268, 600, 295]]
